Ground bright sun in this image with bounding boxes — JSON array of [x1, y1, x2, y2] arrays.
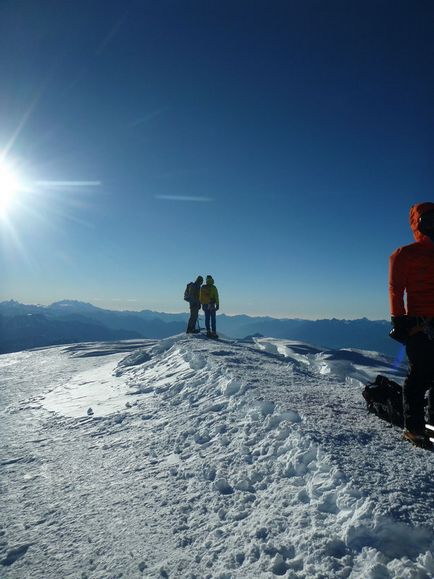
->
[[0, 162, 21, 218]]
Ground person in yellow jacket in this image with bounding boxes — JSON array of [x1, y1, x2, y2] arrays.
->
[[200, 275, 219, 338]]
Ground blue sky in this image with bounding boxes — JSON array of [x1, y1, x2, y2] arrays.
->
[[1, 0, 433, 319]]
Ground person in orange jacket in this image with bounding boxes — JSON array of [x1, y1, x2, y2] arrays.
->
[[389, 202, 434, 446]]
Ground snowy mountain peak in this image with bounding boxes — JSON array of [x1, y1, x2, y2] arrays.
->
[[49, 299, 101, 311]]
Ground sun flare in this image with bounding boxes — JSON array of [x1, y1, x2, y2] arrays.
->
[[0, 162, 21, 219]]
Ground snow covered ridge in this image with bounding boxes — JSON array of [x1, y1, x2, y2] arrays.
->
[[2, 335, 434, 578]]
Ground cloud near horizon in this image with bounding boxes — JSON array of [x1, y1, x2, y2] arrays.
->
[[36, 181, 102, 187], [155, 195, 213, 202], [128, 107, 170, 128]]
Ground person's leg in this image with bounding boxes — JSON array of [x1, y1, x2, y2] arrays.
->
[[187, 305, 197, 332], [186, 306, 194, 332], [191, 305, 199, 331], [427, 386, 434, 426], [404, 333, 434, 432], [210, 307, 216, 334], [421, 335, 434, 424], [204, 305, 211, 332]]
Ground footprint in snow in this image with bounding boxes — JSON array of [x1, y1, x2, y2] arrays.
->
[[1, 544, 31, 567]]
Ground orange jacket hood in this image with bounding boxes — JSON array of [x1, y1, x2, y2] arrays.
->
[[410, 202, 434, 242]]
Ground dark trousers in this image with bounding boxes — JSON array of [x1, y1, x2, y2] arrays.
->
[[203, 304, 216, 333], [187, 305, 200, 332], [403, 332, 434, 432]]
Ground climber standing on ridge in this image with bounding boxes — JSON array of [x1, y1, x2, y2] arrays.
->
[[200, 275, 219, 338], [389, 202, 434, 448], [185, 276, 203, 334]]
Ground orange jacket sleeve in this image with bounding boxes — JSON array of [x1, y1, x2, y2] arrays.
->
[[389, 248, 408, 317]]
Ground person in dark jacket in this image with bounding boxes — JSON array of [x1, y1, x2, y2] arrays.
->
[[389, 202, 434, 446], [186, 276, 203, 333]]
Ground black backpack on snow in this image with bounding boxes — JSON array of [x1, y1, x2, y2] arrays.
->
[[362, 374, 404, 428]]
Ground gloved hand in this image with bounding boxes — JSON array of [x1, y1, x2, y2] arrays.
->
[[389, 316, 414, 344], [215, 305, 219, 311]]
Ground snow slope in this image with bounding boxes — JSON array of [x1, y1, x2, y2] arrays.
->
[[2, 335, 434, 578]]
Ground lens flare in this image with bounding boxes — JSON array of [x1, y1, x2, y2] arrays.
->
[[0, 162, 21, 219], [392, 343, 406, 370]]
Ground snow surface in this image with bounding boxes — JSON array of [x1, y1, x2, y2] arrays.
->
[[2, 334, 434, 578]]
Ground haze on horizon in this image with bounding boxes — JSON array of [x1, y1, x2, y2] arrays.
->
[[1, 1, 433, 320]]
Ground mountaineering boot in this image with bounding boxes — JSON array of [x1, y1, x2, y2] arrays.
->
[[211, 332, 219, 339], [426, 414, 434, 430], [403, 429, 433, 449]]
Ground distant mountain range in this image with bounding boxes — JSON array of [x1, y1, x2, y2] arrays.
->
[[0, 299, 399, 357]]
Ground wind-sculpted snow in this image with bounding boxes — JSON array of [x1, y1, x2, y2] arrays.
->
[[1, 335, 434, 578]]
